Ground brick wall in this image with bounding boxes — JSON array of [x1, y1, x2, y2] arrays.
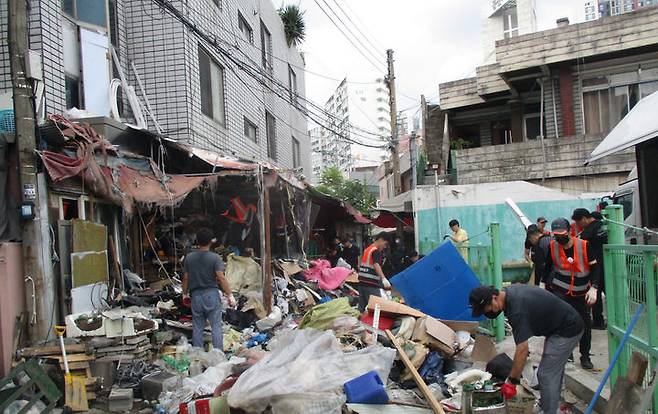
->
[[559, 65, 576, 136]]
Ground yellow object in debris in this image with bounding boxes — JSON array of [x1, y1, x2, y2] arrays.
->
[[55, 325, 88, 412]]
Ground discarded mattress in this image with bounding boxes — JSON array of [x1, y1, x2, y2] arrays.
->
[[390, 241, 483, 321]]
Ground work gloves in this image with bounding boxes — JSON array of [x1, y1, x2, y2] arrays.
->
[[586, 286, 598, 306], [227, 294, 237, 308], [501, 382, 517, 400], [382, 278, 392, 290]]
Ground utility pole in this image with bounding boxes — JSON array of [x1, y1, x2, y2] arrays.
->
[[9, 0, 48, 342], [386, 49, 402, 197], [410, 130, 417, 189]]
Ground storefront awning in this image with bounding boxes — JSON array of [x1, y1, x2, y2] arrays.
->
[[586, 90, 658, 164]]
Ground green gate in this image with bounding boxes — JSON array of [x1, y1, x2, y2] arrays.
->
[[463, 222, 505, 342], [604, 205, 658, 413]]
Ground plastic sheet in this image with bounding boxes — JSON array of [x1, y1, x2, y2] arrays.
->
[[298, 297, 361, 330], [227, 329, 396, 414]]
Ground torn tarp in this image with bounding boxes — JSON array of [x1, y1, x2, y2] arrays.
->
[[40, 115, 214, 214]]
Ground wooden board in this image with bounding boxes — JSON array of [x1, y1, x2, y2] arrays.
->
[[46, 354, 95, 363], [385, 330, 445, 414], [627, 352, 648, 386], [20, 344, 87, 357]]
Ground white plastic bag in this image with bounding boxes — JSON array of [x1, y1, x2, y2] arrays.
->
[[227, 329, 396, 414]]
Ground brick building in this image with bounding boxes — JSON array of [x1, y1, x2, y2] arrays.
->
[[0, 0, 310, 175], [427, 7, 658, 192]]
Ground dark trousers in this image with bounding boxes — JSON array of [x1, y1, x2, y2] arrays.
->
[[357, 284, 382, 312], [592, 277, 606, 325], [554, 291, 591, 359]]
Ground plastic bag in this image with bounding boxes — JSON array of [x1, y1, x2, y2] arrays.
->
[[298, 297, 361, 330], [227, 329, 395, 414], [271, 391, 346, 414]]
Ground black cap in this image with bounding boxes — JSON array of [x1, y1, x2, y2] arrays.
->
[[551, 217, 570, 235], [571, 208, 591, 221], [468, 285, 498, 317], [526, 224, 539, 235], [537, 217, 548, 224]]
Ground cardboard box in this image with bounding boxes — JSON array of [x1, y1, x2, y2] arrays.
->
[[411, 316, 456, 356], [366, 296, 425, 318]]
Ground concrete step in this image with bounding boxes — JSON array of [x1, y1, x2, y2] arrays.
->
[[564, 366, 609, 414]]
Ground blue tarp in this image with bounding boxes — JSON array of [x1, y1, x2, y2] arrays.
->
[[390, 241, 483, 322]]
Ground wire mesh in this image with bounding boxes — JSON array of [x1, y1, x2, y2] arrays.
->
[[604, 245, 658, 413]]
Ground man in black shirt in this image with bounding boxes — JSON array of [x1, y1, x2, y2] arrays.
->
[[341, 238, 360, 271], [572, 208, 608, 329], [525, 225, 551, 286], [544, 218, 599, 370], [470, 284, 583, 414]]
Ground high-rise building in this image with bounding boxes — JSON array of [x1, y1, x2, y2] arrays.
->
[[587, 0, 657, 20], [310, 78, 390, 181]]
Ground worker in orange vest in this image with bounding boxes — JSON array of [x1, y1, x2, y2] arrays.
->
[[544, 218, 600, 370], [357, 233, 391, 312]]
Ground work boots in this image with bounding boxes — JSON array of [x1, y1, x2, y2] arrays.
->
[[580, 356, 594, 370]]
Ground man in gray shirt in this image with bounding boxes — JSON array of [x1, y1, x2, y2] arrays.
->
[[469, 284, 583, 414], [182, 228, 236, 349]]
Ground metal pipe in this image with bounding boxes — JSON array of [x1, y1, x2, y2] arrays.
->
[[584, 304, 645, 414]]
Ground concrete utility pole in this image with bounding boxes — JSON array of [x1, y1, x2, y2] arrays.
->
[[9, 0, 48, 342], [386, 49, 402, 197]]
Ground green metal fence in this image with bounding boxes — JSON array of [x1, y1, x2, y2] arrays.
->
[[604, 205, 658, 412], [463, 222, 505, 342]]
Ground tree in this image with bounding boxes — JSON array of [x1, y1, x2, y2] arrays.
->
[[278, 4, 306, 47], [316, 167, 376, 213]]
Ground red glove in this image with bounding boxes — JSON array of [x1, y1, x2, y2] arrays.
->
[[501, 382, 517, 400]]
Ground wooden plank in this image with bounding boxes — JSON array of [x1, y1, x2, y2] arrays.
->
[[46, 354, 95, 363], [605, 377, 643, 414], [385, 330, 445, 414], [627, 351, 649, 386], [20, 344, 87, 357]]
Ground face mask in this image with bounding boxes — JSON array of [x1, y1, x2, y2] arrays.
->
[[484, 310, 502, 319], [555, 235, 570, 245]]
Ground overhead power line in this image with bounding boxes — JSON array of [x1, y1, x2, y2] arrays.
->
[[312, 0, 386, 73], [327, 0, 384, 58]]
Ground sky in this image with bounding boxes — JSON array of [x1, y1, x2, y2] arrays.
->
[[295, 0, 587, 161]]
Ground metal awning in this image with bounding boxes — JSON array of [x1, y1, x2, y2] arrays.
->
[[376, 190, 414, 213], [586, 90, 658, 164]]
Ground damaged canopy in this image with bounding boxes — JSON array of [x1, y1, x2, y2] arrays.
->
[[39, 115, 215, 214]]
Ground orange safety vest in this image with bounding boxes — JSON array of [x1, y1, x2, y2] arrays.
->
[[358, 244, 382, 285], [549, 238, 591, 296]]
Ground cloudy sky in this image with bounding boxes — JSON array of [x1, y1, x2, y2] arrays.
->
[[295, 0, 587, 159]]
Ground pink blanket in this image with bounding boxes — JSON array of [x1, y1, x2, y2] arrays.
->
[[304, 260, 354, 290]]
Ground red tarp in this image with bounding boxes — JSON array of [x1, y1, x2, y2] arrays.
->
[[371, 211, 413, 228]]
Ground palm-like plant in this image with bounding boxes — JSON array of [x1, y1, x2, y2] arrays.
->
[[278, 4, 306, 47]]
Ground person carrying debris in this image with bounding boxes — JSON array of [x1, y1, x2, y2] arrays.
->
[[572, 208, 608, 330], [469, 284, 584, 414], [182, 228, 236, 349], [544, 218, 600, 370], [357, 232, 390, 312]]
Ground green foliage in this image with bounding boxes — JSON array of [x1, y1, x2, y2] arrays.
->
[[278, 4, 306, 47], [316, 167, 376, 213], [450, 138, 473, 150], [416, 149, 427, 185]]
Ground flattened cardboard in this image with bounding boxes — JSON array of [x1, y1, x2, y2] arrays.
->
[[367, 296, 425, 318]]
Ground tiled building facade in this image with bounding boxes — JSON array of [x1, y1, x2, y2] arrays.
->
[[0, 0, 310, 175]]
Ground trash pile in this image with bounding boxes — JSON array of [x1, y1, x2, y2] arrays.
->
[[8, 249, 535, 414]]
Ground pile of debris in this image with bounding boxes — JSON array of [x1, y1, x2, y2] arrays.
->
[[6, 249, 535, 414]]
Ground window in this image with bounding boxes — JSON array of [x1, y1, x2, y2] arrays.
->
[[198, 47, 226, 125], [266, 111, 277, 160], [292, 137, 301, 168], [260, 21, 272, 70], [613, 192, 633, 220], [62, 0, 108, 28], [288, 65, 297, 104], [502, 8, 518, 39], [63, 19, 81, 109], [238, 12, 253, 43], [244, 117, 257, 142], [108, 0, 118, 48]]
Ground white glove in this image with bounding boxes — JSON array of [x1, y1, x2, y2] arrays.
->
[[382, 278, 392, 290], [586, 287, 598, 306], [227, 294, 237, 308]]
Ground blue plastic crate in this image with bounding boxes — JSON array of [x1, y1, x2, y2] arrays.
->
[[0, 110, 15, 133], [344, 371, 388, 404]]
